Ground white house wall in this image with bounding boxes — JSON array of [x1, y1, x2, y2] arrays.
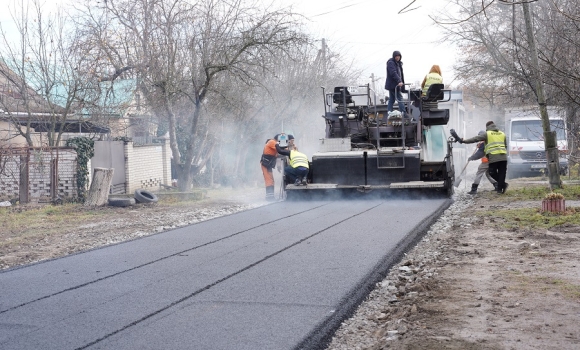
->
[[123, 140, 171, 194]]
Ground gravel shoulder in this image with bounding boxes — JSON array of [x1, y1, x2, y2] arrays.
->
[[1, 182, 579, 350], [326, 185, 580, 350]]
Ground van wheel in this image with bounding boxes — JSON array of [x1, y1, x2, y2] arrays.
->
[[134, 189, 159, 203]]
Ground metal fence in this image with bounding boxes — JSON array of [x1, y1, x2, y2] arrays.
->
[[0, 146, 78, 204]]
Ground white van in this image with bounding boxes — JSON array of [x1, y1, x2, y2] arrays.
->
[[504, 107, 568, 178]]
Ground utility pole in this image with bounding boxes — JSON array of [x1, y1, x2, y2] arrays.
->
[[321, 38, 327, 83], [522, 1, 562, 189], [370, 73, 383, 104], [370, 73, 377, 92]]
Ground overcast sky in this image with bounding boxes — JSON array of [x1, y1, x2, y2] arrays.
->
[[0, 0, 458, 89], [270, 0, 458, 89]]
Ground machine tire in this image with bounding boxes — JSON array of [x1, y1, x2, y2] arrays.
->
[[108, 197, 136, 207], [445, 178, 454, 198], [134, 189, 159, 203]]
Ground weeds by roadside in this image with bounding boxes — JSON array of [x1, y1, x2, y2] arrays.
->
[[473, 183, 580, 231]]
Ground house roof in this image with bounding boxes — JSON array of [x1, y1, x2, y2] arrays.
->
[[28, 120, 110, 134], [1, 57, 144, 117], [0, 60, 67, 115]]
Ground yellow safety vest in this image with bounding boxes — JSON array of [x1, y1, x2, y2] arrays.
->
[[289, 150, 309, 168], [422, 73, 443, 95], [484, 130, 507, 155]]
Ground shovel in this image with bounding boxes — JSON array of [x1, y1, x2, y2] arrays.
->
[[453, 147, 478, 187], [453, 160, 470, 187]]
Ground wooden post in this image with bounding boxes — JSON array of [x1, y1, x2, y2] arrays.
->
[[19, 152, 29, 205], [84, 168, 114, 207], [50, 158, 58, 201]]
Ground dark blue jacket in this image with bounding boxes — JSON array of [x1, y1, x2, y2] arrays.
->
[[385, 51, 405, 90], [468, 142, 485, 161]]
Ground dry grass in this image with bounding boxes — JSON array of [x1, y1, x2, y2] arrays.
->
[[510, 275, 580, 300], [0, 205, 108, 246]]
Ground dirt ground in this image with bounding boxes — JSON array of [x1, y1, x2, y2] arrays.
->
[[1, 184, 579, 349], [326, 184, 580, 350]]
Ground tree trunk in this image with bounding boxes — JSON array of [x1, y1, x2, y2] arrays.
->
[[175, 162, 193, 192], [522, 2, 562, 189], [85, 168, 114, 207]]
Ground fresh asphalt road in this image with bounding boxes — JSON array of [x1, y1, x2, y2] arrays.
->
[[0, 198, 450, 350]]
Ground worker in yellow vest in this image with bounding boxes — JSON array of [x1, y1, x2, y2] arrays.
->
[[284, 146, 309, 186], [421, 65, 443, 96], [460, 121, 508, 194], [467, 131, 499, 194]]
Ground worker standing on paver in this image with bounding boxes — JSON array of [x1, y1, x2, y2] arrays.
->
[[467, 130, 498, 195]]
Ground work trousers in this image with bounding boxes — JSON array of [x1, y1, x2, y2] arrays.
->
[[261, 164, 274, 187], [488, 160, 507, 192], [284, 166, 309, 183], [473, 162, 496, 186], [388, 88, 405, 113]]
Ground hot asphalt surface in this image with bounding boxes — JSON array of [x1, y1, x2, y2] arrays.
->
[[0, 198, 450, 350]]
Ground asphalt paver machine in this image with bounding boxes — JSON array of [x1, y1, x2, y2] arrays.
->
[[285, 83, 457, 199]]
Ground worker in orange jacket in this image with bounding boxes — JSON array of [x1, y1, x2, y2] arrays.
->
[[468, 131, 499, 195], [260, 134, 294, 201]]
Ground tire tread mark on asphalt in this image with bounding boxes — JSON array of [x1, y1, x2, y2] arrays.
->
[[0, 204, 328, 315], [75, 202, 383, 350]]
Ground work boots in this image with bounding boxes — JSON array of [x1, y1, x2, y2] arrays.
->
[[265, 186, 275, 201], [502, 182, 509, 193], [493, 183, 499, 191], [468, 183, 478, 195]]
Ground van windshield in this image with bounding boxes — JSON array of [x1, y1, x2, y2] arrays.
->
[[511, 120, 566, 141]]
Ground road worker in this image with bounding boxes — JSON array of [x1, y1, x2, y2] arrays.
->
[[284, 145, 309, 186], [260, 134, 294, 201], [467, 131, 498, 194], [460, 121, 508, 194]]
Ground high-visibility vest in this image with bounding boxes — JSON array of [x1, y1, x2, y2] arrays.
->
[[289, 150, 309, 169], [422, 73, 443, 95], [484, 130, 507, 155]]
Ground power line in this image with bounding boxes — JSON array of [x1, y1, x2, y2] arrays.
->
[[310, 0, 374, 17]]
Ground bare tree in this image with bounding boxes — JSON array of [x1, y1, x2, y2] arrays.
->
[[73, 0, 309, 190], [207, 39, 359, 187], [0, 0, 98, 147], [434, 0, 580, 184]]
